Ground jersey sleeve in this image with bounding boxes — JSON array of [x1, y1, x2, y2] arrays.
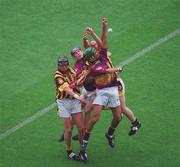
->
[[54, 74, 69, 92]]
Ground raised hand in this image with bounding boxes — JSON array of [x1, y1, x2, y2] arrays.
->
[[83, 33, 88, 40], [102, 17, 108, 27], [85, 27, 94, 35]]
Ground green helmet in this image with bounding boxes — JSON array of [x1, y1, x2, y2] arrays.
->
[[84, 47, 96, 61]]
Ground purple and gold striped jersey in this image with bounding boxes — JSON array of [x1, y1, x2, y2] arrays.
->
[[105, 52, 123, 95], [89, 48, 120, 89], [54, 68, 80, 100], [74, 58, 88, 75], [74, 59, 96, 91]]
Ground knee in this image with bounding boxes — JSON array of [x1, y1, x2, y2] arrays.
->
[[65, 128, 72, 136]]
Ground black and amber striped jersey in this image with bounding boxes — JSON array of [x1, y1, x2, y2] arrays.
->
[[106, 55, 123, 94], [54, 67, 80, 100]]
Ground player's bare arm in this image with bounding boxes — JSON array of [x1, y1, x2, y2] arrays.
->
[[76, 69, 90, 86], [101, 17, 108, 49], [101, 17, 108, 45], [83, 33, 90, 49], [85, 27, 103, 49]]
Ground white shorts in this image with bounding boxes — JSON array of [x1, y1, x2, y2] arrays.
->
[[56, 99, 82, 118], [93, 86, 120, 108], [81, 86, 96, 102]]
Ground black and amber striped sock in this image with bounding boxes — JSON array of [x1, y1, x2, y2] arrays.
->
[[66, 145, 72, 154]]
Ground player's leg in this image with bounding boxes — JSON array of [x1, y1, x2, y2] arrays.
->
[[57, 99, 80, 161], [70, 99, 89, 163], [81, 88, 108, 151], [56, 111, 65, 142], [62, 118, 72, 149], [84, 105, 103, 144], [71, 112, 85, 144], [72, 112, 88, 163], [86, 104, 103, 132], [72, 90, 95, 141], [120, 94, 136, 122], [118, 78, 141, 136], [78, 104, 103, 163], [120, 94, 141, 136], [105, 105, 122, 147], [104, 86, 121, 147], [61, 118, 80, 161], [84, 96, 94, 128], [57, 119, 74, 143], [81, 104, 103, 151]]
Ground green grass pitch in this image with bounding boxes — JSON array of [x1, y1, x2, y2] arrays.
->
[[0, 0, 180, 167]]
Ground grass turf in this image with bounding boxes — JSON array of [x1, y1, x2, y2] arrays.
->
[[0, 0, 180, 166]]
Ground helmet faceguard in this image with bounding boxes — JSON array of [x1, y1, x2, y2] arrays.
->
[[71, 47, 81, 56], [58, 56, 69, 66]]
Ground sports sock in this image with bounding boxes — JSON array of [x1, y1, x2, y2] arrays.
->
[[66, 149, 73, 155], [132, 119, 139, 125], [66, 145, 72, 153], [83, 132, 90, 145], [107, 126, 115, 136]]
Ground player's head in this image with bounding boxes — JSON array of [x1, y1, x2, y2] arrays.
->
[[90, 40, 98, 50], [71, 47, 84, 60], [84, 47, 98, 63], [57, 56, 69, 72]]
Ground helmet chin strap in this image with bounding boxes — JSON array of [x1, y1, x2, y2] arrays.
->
[[89, 54, 99, 64], [89, 57, 98, 65]]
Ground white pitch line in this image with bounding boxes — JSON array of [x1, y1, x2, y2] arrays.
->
[[0, 28, 179, 141], [0, 103, 56, 140], [120, 28, 180, 66]]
